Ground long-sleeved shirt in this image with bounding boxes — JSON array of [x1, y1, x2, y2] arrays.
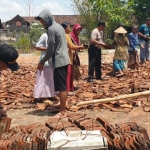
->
[[112, 35, 129, 60], [37, 9, 70, 68], [66, 34, 80, 65], [128, 32, 140, 51]]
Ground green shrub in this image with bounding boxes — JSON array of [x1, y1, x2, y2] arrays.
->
[[18, 33, 30, 53], [9, 32, 30, 53], [29, 24, 45, 44]]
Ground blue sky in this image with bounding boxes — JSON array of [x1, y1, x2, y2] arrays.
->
[[0, 0, 74, 22]]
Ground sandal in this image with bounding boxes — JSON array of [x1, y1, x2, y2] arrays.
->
[[67, 91, 75, 96], [116, 73, 124, 77]]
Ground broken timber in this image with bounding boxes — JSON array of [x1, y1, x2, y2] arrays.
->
[[76, 90, 150, 106]]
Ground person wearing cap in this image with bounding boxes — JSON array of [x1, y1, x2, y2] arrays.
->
[[87, 21, 107, 82], [0, 44, 20, 116], [36, 9, 70, 118], [0, 44, 20, 71], [112, 27, 129, 76], [138, 18, 150, 63]]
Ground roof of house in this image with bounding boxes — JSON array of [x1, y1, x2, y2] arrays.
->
[[22, 16, 36, 23], [5, 15, 30, 24], [5, 15, 83, 26]]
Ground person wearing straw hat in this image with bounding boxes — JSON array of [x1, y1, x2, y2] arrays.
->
[[0, 44, 20, 117], [112, 26, 129, 76]]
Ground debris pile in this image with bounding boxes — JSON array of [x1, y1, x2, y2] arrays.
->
[[0, 122, 50, 150], [0, 113, 149, 150], [1, 63, 150, 112], [0, 66, 36, 110]]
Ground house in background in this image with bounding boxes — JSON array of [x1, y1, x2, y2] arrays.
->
[[5, 15, 31, 33], [4, 15, 84, 33]]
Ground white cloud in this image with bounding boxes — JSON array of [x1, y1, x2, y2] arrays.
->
[[0, 0, 26, 22], [0, 0, 73, 22], [33, 2, 72, 16]]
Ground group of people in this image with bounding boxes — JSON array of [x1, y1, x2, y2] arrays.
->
[[33, 9, 87, 117], [88, 18, 150, 79], [1, 9, 150, 118], [113, 18, 150, 76]]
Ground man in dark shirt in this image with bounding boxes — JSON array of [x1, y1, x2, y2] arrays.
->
[[138, 18, 150, 62], [0, 44, 20, 116]]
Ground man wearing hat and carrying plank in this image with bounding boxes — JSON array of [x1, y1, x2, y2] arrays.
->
[[0, 44, 20, 116]]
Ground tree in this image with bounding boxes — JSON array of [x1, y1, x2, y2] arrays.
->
[[72, 0, 97, 38], [24, 0, 34, 16], [129, 0, 150, 25], [72, 0, 134, 40], [29, 23, 45, 44]]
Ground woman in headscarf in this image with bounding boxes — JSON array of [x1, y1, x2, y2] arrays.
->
[[70, 24, 83, 80], [61, 22, 84, 95], [112, 27, 129, 76]]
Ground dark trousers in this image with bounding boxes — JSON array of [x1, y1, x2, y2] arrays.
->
[[88, 44, 101, 79]]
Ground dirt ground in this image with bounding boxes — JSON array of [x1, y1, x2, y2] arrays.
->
[[6, 52, 150, 135]]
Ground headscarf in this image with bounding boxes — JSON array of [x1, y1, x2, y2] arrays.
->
[[70, 24, 82, 45]]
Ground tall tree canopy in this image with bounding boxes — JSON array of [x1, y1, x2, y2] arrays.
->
[[129, 0, 150, 25], [72, 0, 134, 40]]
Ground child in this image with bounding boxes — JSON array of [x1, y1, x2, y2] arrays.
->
[[34, 33, 55, 101], [128, 26, 140, 69]]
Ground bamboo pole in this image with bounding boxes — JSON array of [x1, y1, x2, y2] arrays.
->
[[76, 90, 150, 106]]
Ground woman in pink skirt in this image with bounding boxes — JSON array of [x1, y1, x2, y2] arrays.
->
[[34, 33, 55, 101]]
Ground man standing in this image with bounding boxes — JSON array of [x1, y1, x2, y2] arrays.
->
[[0, 44, 20, 116], [138, 18, 150, 63], [36, 9, 70, 118], [88, 21, 107, 82]]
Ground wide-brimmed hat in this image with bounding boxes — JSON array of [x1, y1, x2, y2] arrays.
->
[[0, 44, 20, 71], [114, 27, 127, 34]]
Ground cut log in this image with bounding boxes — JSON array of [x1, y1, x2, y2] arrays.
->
[[76, 90, 150, 106]]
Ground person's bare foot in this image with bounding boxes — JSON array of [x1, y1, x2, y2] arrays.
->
[[50, 112, 66, 118], [116, 73, 124, 77], [49, 106, 60, 113], [53, 104, 60, 109], [0, 109, 7, 117]]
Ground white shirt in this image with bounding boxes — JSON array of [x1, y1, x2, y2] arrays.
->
[[36, 33, 52, 67], [90, 28, 104, 47]]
